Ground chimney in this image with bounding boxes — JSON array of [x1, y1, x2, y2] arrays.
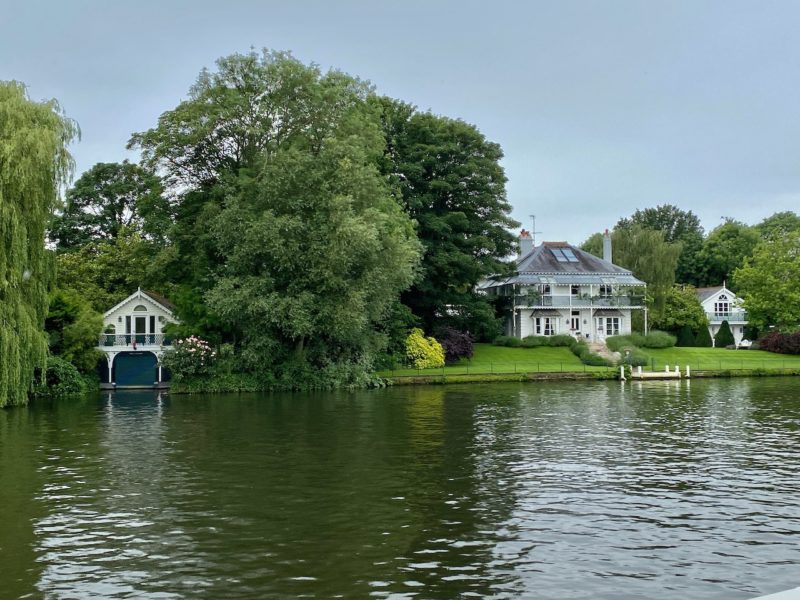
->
[[603, 229, 612, 263], [519, 229, 533, 257]]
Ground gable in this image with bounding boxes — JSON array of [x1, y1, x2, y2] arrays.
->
[[104, 289, 177, 319]]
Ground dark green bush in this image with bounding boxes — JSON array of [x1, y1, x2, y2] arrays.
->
[[676, 325, 695, 347], [605, 336, 628, 352], [695, 326, 713, 347], [34, 356, 87, 397], [492, 336, 513, 346], [641, 331, 677, 348], [714, 320, 735, 348]]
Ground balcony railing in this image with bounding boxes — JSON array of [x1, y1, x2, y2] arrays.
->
[[98, 333, 173, 347], [706, 311, 747, 322], [515, 294, 646, 308]]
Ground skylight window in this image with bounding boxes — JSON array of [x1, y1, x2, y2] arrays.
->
[[550, 248, 567, 262], [562, 248, 579, 262]]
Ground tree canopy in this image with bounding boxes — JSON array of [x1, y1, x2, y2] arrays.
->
[[51, 160, 170, 250], [617, 204, 704, 285], [377, 98, 518, 340], [0, 81, 78, 406], [734, 231, 800, 331], [129, 50, 421, 383], [755, 211, 800, 239], [649, 285, 709, 333], [696, 219, 760, 288]]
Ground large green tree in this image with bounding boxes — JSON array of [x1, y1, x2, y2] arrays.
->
[[649, 285, 709, 333], [617, 204, 704, 285], [51, 160, 170, 250], [130, 50, 421, 382], [696, 219, 759, 288], [0, 81, 78, 406], [734, 231, 800, 330], [376, 98, 519, 339]]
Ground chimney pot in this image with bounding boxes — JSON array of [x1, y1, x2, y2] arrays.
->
[[603, 229, 612, 263]]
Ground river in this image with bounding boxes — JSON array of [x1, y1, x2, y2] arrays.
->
[[0, 379, 798, 599]]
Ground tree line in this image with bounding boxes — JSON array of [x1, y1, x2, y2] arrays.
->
[[581, 204, 800, 336], [2, 49, 519, 403]]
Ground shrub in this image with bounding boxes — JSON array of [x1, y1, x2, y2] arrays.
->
[[714, 320, 735, 348], [34, 356, 87, 397], [160, 336, 216, 380], [641, 330, 677, 348], [618, 346, 649, 367], [405, 328, 445, 369], [521, 335, 549, 347], [759, 331, 800, 354], [547, 334, 575, 347], [493, 335, 513, 346], [579, 348, 611, 366], [676, 325, 695, 347], [695, 325, 713, 347], [434, 327, 474, 364], [606, 334, 647, 351]]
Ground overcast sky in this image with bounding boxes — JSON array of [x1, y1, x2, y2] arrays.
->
[[2, 0, 799, 243]]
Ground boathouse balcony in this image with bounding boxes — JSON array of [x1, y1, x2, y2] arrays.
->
[[97, 333, 173, 349], [706, 310, 747, 323]]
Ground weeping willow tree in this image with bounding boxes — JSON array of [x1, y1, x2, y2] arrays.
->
[[0, 82, 78, 407]]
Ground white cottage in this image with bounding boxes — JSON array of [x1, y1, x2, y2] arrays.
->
[[479, 230, 647, 342], [695, 284, 749, 347], [96, 288, 178, 388]]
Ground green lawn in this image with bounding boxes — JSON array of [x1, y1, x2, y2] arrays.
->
[[643, 347, 800, 371], [379, 343, 800, 378], [379, 343, 611, 377]]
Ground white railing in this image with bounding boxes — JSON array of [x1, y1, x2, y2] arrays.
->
[[706, 311, 747, 322], [515, 294, 646, 308], [98, 333, 173, 347]]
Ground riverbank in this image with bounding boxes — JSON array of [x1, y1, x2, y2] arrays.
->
[[386, 367, 800, 385]]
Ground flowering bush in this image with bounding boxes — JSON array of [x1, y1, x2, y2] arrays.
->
[[405, 328, 445, 369], [160, 336, 216, 380]]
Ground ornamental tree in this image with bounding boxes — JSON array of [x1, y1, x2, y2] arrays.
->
[[405, 328, 445, 369], [714, 320, 735, 348]]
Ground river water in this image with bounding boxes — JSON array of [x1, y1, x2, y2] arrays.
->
[[1, 379, 799, 599]]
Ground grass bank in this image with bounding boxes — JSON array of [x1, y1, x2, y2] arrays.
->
[[380, 343, 800, 384]]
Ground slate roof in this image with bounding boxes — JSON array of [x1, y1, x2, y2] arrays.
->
[[142, 290, 176, 312], [695, 286, 724, 303], [482, 242, 646, 288]]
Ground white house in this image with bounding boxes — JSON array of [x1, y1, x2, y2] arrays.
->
[[96, 288, 178, 388], [695, 284, 748, 347], [479, 230, 647, 342]]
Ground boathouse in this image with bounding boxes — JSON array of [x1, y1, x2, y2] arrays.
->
[[96, 288, 177, 388]]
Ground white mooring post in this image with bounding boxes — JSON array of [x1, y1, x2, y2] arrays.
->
[[637, 366, 643, 376], [620, 366, 626, 381], [674, 366, 680, 376], [665, 365, 670, 373], [686, 365, 691, 378]]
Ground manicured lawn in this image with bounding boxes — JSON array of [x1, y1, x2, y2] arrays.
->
[[379, 343, 611, 377], [644, 347, 800, 371], [379, 343, 800, 378]]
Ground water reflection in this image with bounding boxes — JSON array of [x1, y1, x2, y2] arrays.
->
[[0, 379, 797, 598]]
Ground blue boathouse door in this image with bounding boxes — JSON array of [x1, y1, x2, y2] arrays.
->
[[114, 352, 157, 387]]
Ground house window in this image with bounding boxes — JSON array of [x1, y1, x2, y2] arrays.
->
[[133, 304, 148, 312], [535, 317, 557, 336], [571, 285, 580, 296], [538, 284, 551, 296], [599, 285, 613, 297], [714, 294, 730, 316], [605, 317, 620, 336]]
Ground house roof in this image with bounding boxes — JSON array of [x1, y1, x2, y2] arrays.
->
[[695, 285, 740, 303], [482, 242, 646, 288], [103, 287, 177, 318]]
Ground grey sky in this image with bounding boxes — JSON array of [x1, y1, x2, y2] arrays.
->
[[2, 0, 798, 243]]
